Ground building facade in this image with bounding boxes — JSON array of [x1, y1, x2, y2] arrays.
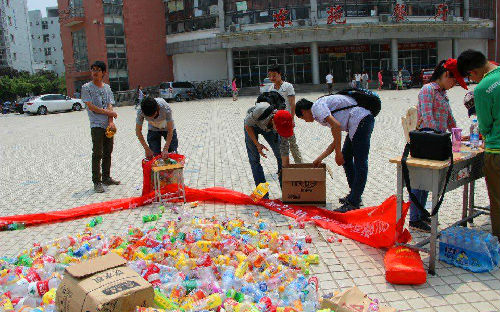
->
[[0, 0, 34, 72], [29, 7, 65, 75], [165, 0, 497, 87], [58, 0, 172, 97]]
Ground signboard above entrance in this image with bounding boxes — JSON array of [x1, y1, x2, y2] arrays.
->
[[293, 44, 369, 55]]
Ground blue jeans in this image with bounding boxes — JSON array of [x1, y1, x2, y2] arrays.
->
[[356, 81, 361, 89], [245, 126, 283, 188], [409, 189, 429, 222], [147, 129, 179, 155], [342, 115, 375, 207]]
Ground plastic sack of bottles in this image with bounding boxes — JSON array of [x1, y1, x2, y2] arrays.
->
[[439, 226, 500, 273]]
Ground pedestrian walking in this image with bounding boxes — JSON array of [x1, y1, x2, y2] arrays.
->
[[135, 85, 144, 109], [362, 71, 369, 89], [355, 73, 362, 89], [325, 72, 334, 94], [232, 78, 238, 101], [378, 70, 383, 90]]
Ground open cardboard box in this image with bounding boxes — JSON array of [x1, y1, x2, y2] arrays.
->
[[282, 163, 326, 205], [56, 253, 154, 312]]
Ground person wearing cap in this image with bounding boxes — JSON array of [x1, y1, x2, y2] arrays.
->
[[244, 101, 294, 193], [457, 49, 500, 239], [407, 58, 467, 232], [295, 94, 375, 213]]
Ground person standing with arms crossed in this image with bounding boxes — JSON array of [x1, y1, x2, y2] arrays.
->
[[81, 61, 120, 193], [267, 65, 303, 163]]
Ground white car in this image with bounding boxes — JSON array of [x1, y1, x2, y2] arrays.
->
[[259, 78, 273, 93], [24, 94, 85, 115]]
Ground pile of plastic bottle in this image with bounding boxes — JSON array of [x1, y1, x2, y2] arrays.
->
[[439, 226, 500, 273], [0, 207, 323, 312]]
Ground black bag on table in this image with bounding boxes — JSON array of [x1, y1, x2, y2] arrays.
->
[[401, 129, 454, 217]]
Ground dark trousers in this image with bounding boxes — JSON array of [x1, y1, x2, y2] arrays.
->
[[245, 126, 283, 188], [91, 127, 113, 184], [485, 153, 500, 239], [342, 115, 375, 206], [147, 129, 179, 155]]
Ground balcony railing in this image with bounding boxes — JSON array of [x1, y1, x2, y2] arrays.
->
[[59, 6, 85, 27]]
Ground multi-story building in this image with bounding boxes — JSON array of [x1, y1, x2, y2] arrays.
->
[[0, 0, 34, 72], [165, 0, 498, 87], [58, 0, 172, 97], [29, 7, 65, 75]]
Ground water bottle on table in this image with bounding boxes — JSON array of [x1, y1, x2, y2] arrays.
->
[[469, 118, 480, 149]]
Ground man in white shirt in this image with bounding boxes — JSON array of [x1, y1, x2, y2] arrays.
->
[[361, 72, 369, 89], [295, 95, 375, 212], [325, 72, 334, 94], [268, 65, 303, 164], [355, 73, 362, 88]]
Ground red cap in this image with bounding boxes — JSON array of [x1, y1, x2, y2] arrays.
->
[[273, 110, 294, 138], [444, 58, 468, 90]]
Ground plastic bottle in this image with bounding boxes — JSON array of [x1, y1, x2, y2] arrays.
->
[[250, 183, 270, 202], [470, 118, 480, 149], [221, 266, 236, 291]]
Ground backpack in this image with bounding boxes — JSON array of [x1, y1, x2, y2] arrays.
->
[[333, 88, 381, 117], [255, 91, 287, 121]]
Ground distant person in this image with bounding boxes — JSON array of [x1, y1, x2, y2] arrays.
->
[[74, 90, 81, 99], [458, 50, 500, 239], [362, 71, 369, 89], [136, 97, 178, 158], [81, 61, 120, 193], [268, 65, 303, 164], [396, 70, 403, 90], [325, 72, 334, 94], [135, 85, 144, 109], [355, 73, 362, 88], [378, 70, 383, 90], [232, 78, 238, 101]]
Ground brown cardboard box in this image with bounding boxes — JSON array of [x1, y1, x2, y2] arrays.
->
[[282, 163, 326, 205], [56, 253, 154, 312]]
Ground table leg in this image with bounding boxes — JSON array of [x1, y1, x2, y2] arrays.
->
[[428, 171, 441, 275], [468, 181, 475, 224], [396, 165, 404, 242], [462, 183, 469, 226]]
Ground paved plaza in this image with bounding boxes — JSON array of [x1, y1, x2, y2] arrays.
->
[[0, 88, 499, 311]]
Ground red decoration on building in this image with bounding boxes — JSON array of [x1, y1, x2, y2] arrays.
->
[[434, 4, 449, 21], [273, 8, 292, 28], [392, 4, 408, 22], [326, 5, 346, 24]]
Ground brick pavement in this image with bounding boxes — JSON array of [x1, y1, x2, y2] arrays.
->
[[0, 88, 499, 311]]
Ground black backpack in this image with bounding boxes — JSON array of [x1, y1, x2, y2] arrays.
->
[[333, 88, 381, 117], [255, 91, 287, 120]]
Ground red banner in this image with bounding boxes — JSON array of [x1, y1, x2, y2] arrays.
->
[[294, 44, 370, 55], [0, 184, 410, 249]]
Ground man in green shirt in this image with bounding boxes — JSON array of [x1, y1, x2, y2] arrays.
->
[[458, 50, 500, 239]]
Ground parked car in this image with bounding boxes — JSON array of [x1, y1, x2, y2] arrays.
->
[[159, 81, 196, 102], [381, 70, 412, 89], [259, 78, 273, 93], [14, 97, 34, 114], [23, 94, 85, 115]]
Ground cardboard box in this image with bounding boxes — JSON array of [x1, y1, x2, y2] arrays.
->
[[56, 253, 154, 312], [282, 163, 326, 205]]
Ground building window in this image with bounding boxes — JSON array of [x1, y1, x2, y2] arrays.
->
[[45, 47, 52, 56], [43, 34, 50, 43], [51, 20, 54, 24], [104, 0, 128, 91], [53, 47, 56, 51], [30, 22, 32, 26], [10, 34, 14, 43], [42, 21, 48, 29], [31, 35, 34, 39], [8, 16, 12, 26], [71, 29, 89, 72], [52, 34, 55, 38], [12, 53, 16, 60]]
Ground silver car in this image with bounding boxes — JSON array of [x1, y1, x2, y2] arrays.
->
[[159, 81, 196, 102]]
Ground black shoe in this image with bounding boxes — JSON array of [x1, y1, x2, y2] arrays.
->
[[422, 215, 432, 224], [103, 178, 121, 185], [94, 183, 105, 193], [409, 220, 431, 233], [339, 196, 363, 207], [335, 202, 360, 213]]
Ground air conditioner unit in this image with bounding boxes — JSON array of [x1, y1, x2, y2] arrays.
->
[[297, 19, 306, 26], [229, 24, 240, 32], [379, 14, 390, 23]]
